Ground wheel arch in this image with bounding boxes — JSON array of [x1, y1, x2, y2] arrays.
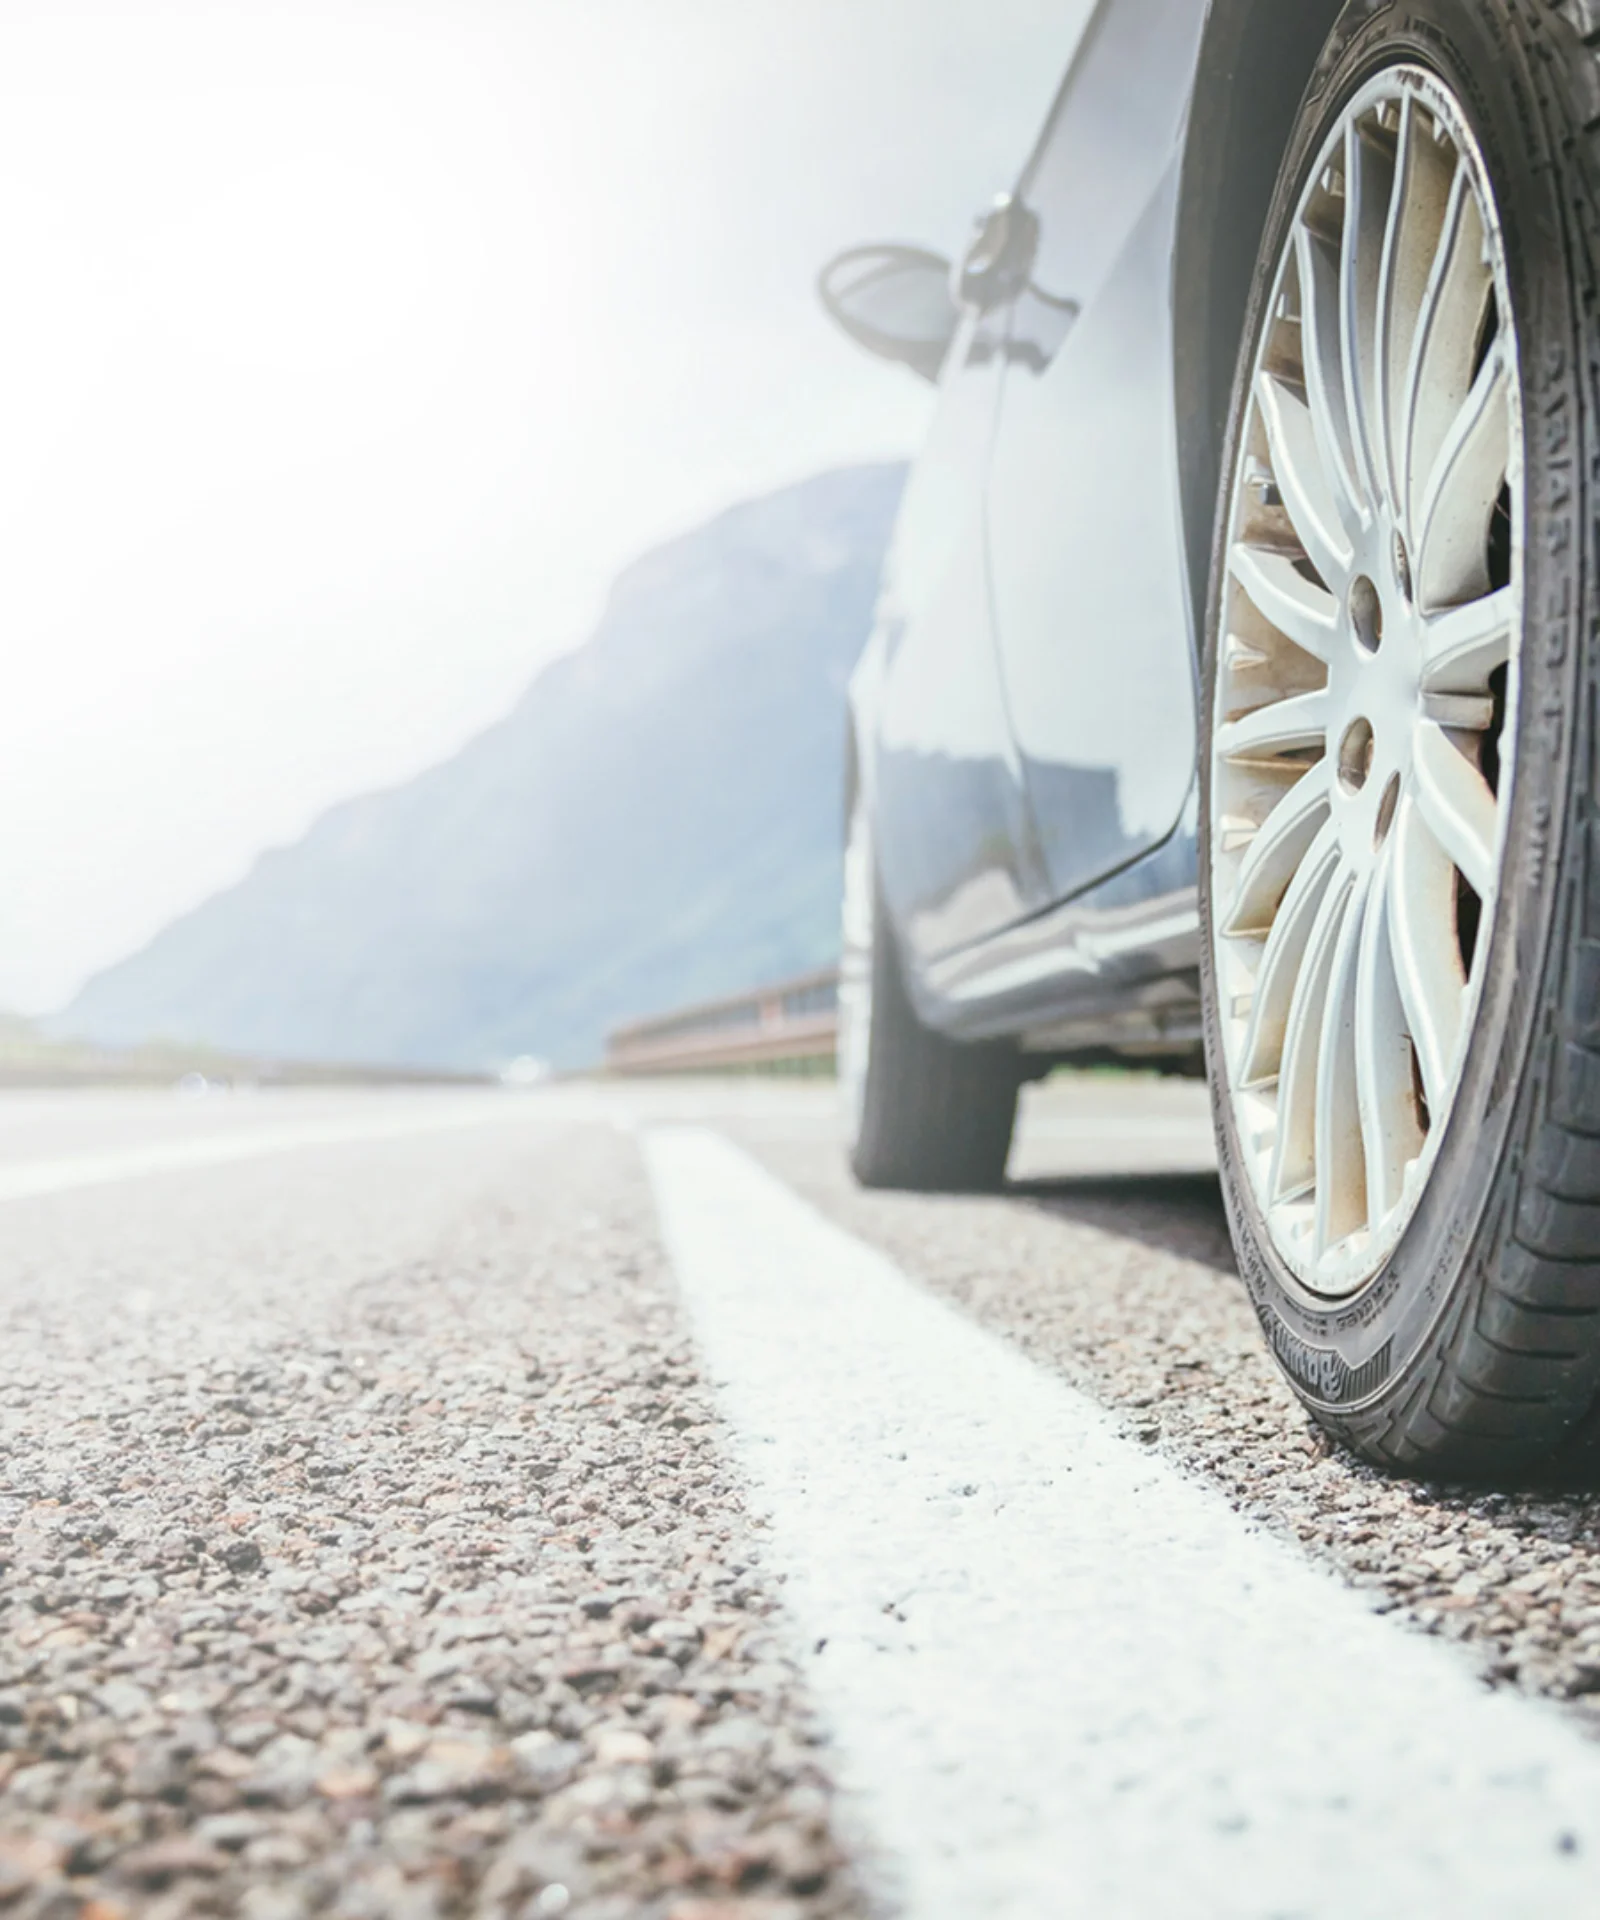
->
[[1173, 0, 1347, 644]]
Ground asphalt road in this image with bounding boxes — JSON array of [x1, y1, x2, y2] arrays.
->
[[6, 1078, 1600, 1918]]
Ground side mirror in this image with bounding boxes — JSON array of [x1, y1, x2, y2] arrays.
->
[[816, 244, 958, 384]]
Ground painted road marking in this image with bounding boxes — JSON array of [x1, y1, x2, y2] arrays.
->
[[0, 1103, 538, 1204], [645, 1126, 1600, 1920]]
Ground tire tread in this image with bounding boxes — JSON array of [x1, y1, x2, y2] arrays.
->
[[849, 890, 1020, 1193]]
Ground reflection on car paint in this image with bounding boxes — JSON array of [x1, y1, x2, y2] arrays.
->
[[869, 307, 1048, 960], [838, 0, 1215, 1055]]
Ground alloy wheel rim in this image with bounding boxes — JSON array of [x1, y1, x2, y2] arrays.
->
[[1210, 66, 1523, 1301]]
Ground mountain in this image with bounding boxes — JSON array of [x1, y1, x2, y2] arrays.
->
[[59, 464, 905, 1071]]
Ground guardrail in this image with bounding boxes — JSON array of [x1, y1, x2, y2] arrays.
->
[[605, 966, 840, 1075], [0, 1018, 493, 1091]]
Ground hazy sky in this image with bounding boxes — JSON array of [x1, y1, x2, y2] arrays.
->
[[2, 0, 1088, 1013]]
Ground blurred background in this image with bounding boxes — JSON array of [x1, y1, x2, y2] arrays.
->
[[2, 0, 1087, 1075]]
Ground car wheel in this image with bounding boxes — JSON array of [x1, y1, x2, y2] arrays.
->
[[839, 793, 1019, 1191], [1199, 0, 1600, 1476]]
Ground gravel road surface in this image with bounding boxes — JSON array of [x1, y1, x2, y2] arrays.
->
[[7, 1078, 1600, 1917], [0, 1093, 860, 1920]]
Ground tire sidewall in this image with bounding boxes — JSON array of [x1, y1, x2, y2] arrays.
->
[[1197, 0, 1589, 1431]]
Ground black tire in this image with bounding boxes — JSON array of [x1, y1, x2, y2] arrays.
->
[[1199, 0, 1600, 1479], [847, 887, 1020, 1193]]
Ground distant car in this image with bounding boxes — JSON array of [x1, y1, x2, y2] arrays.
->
[[820, 0, 1600, 1480]]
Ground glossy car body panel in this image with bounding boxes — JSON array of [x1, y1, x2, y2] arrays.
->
[[987, 0, 1209, 908], [850, 0, 1345, 1064], [867, 306, 1049, 963], [988, 160, 1201, 906], [917, 789, 1201, 1054]]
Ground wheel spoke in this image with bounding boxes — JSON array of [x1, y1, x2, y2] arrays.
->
[[1374, 96, 1441, 515], [838, 809, 876, 1125], [1271, 869, 1353, 1204], [1354, 838, 1425, 1224], [1415, 343, 1510, 612], [1388, 794, 1467, 1112], [1228, 545, 1341, 661], [1314, 866, 1372, 1254], [1295, 224, 1365, 541], [1254, 372, 1353, 589], [841, 816, 874, 954], [1420, 585, 1515, 693], [1340, 119, 1393, 514], [1239, 823, 1342, 1087], [1412, 720, 1499, 902], [1397, 160, 1489, 541], [1223, 762, 1334, 937], [1215, 688, 1330, 764]]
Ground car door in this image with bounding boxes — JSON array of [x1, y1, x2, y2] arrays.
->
[[868, 299, 1049, 968], [984, 0, 1212, 906]]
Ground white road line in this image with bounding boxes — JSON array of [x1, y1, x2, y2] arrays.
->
[[0, 1104, 533, 1203], [645, 1126, 1600, 1920]]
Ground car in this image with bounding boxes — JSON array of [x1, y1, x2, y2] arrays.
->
[[818, 0, 1600, 1480]]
